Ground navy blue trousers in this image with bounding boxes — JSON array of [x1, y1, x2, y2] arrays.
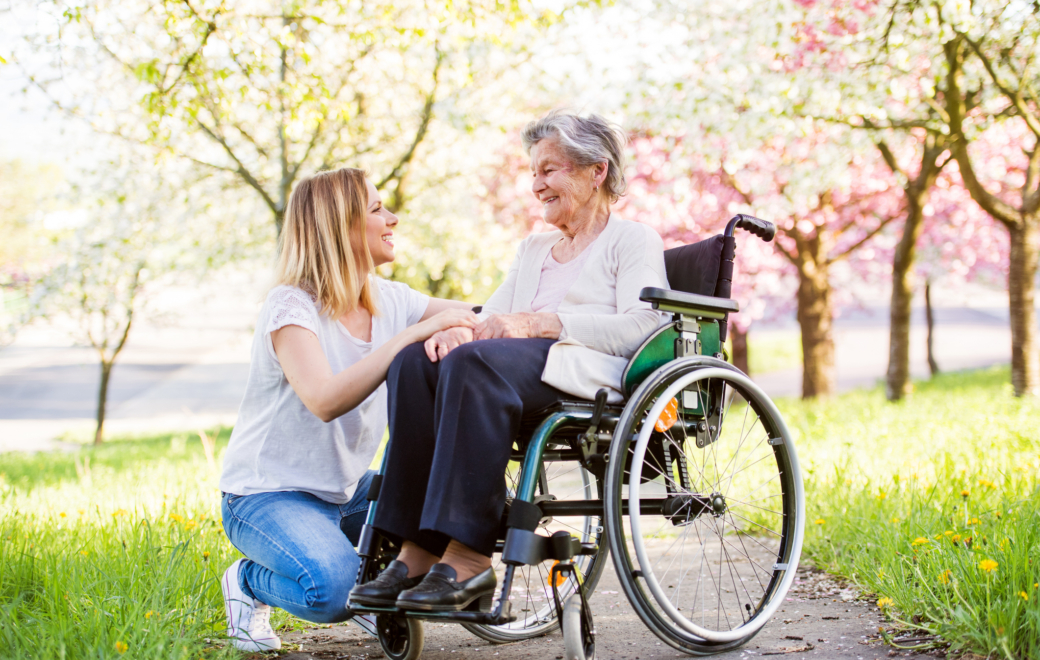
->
[[373, 338, 567, 557]]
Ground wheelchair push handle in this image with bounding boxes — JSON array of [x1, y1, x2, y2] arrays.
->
[[725, 214, 776, 242]]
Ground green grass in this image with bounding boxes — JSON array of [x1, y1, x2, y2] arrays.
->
[[725, 331, 803, 374], [0, 430, 247, 659], [0, 367, 1037, 658], [786, 366, 1040, 659]]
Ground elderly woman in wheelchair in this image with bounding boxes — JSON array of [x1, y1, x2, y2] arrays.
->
[[348, 111, 805, 660], [349, 110, 666, 610]]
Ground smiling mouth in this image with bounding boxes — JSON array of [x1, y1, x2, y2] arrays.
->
[[381, 234, 394, 246], [542, 196, 558, 205]]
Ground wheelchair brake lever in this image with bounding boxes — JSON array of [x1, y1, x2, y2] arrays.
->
[[582, 389, 609, 449]]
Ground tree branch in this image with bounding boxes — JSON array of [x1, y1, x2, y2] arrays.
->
[[962, 33, 1040, 139], [195, 118, 278, 213], [944, 38, 1023, 229], [376, 46, 445, 199]]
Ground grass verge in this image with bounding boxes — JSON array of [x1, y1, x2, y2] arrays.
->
[[789, 366, 1040, 658]]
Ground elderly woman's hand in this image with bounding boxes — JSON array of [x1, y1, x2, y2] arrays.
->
[[474, 313, 563, 341], [424, 326, 475, 362]]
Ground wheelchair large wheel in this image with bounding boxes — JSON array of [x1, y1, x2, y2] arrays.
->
[[604, 359, 804, 654], [464, 461, 607, 643]]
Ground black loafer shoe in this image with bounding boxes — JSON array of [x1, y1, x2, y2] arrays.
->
[[395, 563, 496, 612], [348, 560, 426, 608]]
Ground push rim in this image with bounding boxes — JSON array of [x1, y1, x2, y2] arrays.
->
[[606, 360, 804, 648]]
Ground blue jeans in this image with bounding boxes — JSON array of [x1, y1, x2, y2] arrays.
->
[[220, 470, 375, 624]]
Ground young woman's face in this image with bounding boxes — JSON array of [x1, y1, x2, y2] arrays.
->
[[365, 178, 398, 267]]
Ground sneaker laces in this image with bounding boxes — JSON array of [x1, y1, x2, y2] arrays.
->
[[250, 602, 275, 636]]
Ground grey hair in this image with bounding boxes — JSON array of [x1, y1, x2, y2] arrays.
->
[[520, 110, 628, 203]]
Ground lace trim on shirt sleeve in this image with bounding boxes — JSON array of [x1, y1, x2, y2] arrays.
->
[[267, 286, 320, 337]]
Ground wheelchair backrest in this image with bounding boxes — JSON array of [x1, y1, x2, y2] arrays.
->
[[663, 235, 725, 298]]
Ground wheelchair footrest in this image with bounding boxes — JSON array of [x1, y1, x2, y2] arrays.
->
[[347, 602, 515, 625], [501, 528, 596, 567]]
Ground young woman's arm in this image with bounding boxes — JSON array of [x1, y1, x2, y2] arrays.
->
[[420, 297, 477, 321], [272, 308, 477, 423]]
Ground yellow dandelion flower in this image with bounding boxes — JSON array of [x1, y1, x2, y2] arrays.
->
[[939, 570, 951, 585], [961, 489, 970, 498], [114, 641, 128, 654], [978, 559, 998, 573], [890, 517, 900, 524], [968, 517, 979, 525], [911, 537, 929, 546], [944, 530, 954, 536], [1019, 591, 1029, 601], [80, 550, 88, 556], [145, 610, 157, 619], [877, 490, 887, 500], [203, 551, 210, 560], [952, 534, 962, 542], [184, 520, 197, 531], [59, 512, 67, 518], [877, 597, 894, 609], [814, 519, 825, 525], [77, 509, 85, 515], [112, 509, 128, 518], [169, 513, 184, 523], [978, 478, 994, 488]]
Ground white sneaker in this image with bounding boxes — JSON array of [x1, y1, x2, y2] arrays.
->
[[222, 559, 282, 652], [350, 613, 378, 637]]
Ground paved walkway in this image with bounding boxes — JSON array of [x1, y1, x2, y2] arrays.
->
[[274, 561, 932, 660]]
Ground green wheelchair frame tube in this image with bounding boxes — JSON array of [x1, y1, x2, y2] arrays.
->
[[513, 410, 594, 503]]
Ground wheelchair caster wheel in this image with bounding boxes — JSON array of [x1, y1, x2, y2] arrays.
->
[[562, 594, 595, 660], [376, 614, 424, 660]]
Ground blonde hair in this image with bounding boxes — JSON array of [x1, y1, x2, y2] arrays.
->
[[275, 167, 378, 318]]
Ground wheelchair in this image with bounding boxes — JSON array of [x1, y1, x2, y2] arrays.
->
[[346, 214, 805, 660]]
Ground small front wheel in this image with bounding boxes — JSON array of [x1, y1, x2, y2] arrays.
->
[[376, 614, 424, 660], [562, 594, 595, 660]]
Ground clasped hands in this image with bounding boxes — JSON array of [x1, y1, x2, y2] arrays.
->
[[423, 313, 562, 363]]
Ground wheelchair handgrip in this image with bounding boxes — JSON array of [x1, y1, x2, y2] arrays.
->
[[725, 214, 776, 242]]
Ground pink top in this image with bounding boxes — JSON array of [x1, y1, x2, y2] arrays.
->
[[530, 242, 595, 313]]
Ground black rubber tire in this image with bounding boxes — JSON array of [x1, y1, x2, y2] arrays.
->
[[376, 614, 424, 660], [603, 357, 804, 655]]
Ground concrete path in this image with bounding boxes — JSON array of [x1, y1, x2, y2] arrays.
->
[[272, 561, 933, 660]]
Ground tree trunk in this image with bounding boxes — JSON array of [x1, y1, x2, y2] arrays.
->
[[925, 279, 940, 377], [796, 258, 835, 398], [274, 207, 285, 237], [1008, 219, 1040, 396], [94, 360, 113, 445], [730, 324, 750, 376], [885, 197, 927, 400]]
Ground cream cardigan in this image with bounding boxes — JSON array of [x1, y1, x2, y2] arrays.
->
[[482, 214, 668, 401]]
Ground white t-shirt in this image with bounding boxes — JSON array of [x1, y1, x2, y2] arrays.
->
[[219, 278, 430, 504]]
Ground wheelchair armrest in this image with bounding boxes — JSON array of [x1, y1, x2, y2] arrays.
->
[[640, 287, 739, 320]]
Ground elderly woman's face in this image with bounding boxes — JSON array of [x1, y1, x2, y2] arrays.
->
[[530, 137, 598, 229]]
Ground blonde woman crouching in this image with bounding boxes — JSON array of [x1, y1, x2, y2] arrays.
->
[[218, 168, 476, 651]]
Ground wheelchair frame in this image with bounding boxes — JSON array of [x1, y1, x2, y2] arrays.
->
[[347, 215, 805, 660]]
